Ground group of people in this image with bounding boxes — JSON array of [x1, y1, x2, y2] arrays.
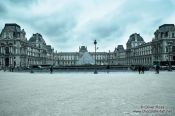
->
[[30, 66, 54, 74], [138, 65, 145, 74], [137, 65, 160, 74], [3, 66, 14, 72]]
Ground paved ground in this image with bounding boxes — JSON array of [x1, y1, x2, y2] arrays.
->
[[0, 71, 175, 116]]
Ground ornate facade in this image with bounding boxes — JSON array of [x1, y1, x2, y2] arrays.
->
[[0, 24, 54, 69], [56, 46, 109, 66], [125, 24, 175, 66], [0, 23, 175, 69], [152, 24, 175, 64], [114, 45, 126, 65]]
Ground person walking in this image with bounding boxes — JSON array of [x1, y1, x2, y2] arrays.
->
[[156, 65, 160, 74], [138, 65, 141, 74], [141, 66, 144, 74], [50, 66, 53, 74], [106, 65, 110, 73]]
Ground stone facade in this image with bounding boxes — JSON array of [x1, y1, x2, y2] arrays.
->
[[56, 46, 109, 66], [0, 24, 54, 69], [152, 24, 175, 64], [114, 45, 126, 65], [0, 23, 175, 69], [125, 24, 175, 66]]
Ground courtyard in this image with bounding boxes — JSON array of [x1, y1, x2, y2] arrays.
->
[[0, 71, 174, 116]]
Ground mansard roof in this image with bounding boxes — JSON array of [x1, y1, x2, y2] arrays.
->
[[159, 24, 174, 29], [157, 24, 175, 33], [127, 33, 144, 45], [3, 23, 21, 33], [130, 33, 144, 41], [29, 33, 46, 45], [5, 23, 21, 28], [115, 45, 125, 53], [79, 46, 88, 52]]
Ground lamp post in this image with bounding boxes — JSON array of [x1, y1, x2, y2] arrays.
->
[[94, 40, 97, 74]]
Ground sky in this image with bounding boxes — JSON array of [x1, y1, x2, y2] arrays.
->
[[0, 0, 175, 52]]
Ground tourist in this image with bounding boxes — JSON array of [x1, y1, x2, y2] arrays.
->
[[138, 65, 141, 74], [106, 65, 110, 73], [155, 65, 160, 74], [141, 66, 144, 74], [50, 66, 53, 74]]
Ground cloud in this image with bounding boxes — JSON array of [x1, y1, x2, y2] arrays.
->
[[0, 4, 6, 15], [0, 1, 9, 16], [0, 0, 175, 51]]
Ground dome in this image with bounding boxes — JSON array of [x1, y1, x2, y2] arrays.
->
[[128, 33, 144, 42], [29, 33, 46, 45], [126, 33, 145, 49]]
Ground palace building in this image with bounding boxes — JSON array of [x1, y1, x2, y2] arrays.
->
[[0, 23, 175, 69], [0, 24, 55, 68]]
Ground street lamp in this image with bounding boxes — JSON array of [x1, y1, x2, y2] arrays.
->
[[94, 40, 97, 74]]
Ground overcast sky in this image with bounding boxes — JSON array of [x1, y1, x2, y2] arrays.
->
[[0, 0, 175, 52]]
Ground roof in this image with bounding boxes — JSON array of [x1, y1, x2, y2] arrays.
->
[[3, 23, 21, 33], [79, 46, 88, 52], [159, 24, 174, 29], [116, 45, 125, 52], [28, 33, 46, 45], [127, 33, 144, 43], [5, 23, 21, 28]]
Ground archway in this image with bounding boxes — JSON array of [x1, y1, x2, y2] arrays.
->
[[5, 58, 9, 67]]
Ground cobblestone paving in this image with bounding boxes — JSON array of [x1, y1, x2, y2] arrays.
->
[[0, 71, 174, 116]]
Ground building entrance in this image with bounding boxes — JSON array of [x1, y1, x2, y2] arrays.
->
[[5, 58, 9, 67]]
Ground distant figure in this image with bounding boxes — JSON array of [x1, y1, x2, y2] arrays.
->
[[50, 66, 53, 74], [156, 65, 160, 74], [138, 66, 141, 74], [106, 65, 110, 73], [12, 66, 14, 72], [9, 66, 11, 72], [141, 66, 144, 74], [4, 67, 6, 72], [30, 67, 34, 73]]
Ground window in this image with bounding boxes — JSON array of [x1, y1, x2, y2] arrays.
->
[[161, 32, 163, 38], [5, 47, 9, 54], [172, 46, 175, 53], [166, 47, 169, 53], [165, 32, 168, 37]]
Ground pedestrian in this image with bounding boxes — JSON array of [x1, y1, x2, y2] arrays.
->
[[141, 66, 144, 74], [30, 67, 34, 73], [12, 66, 14, 72], [156, 65, 160, 74], [4, 67, 6, 72], [50, 66, 53, 74], [138, 65, 141, 74], [10, 66, 13, 72], [106, 65, 110, 73]]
